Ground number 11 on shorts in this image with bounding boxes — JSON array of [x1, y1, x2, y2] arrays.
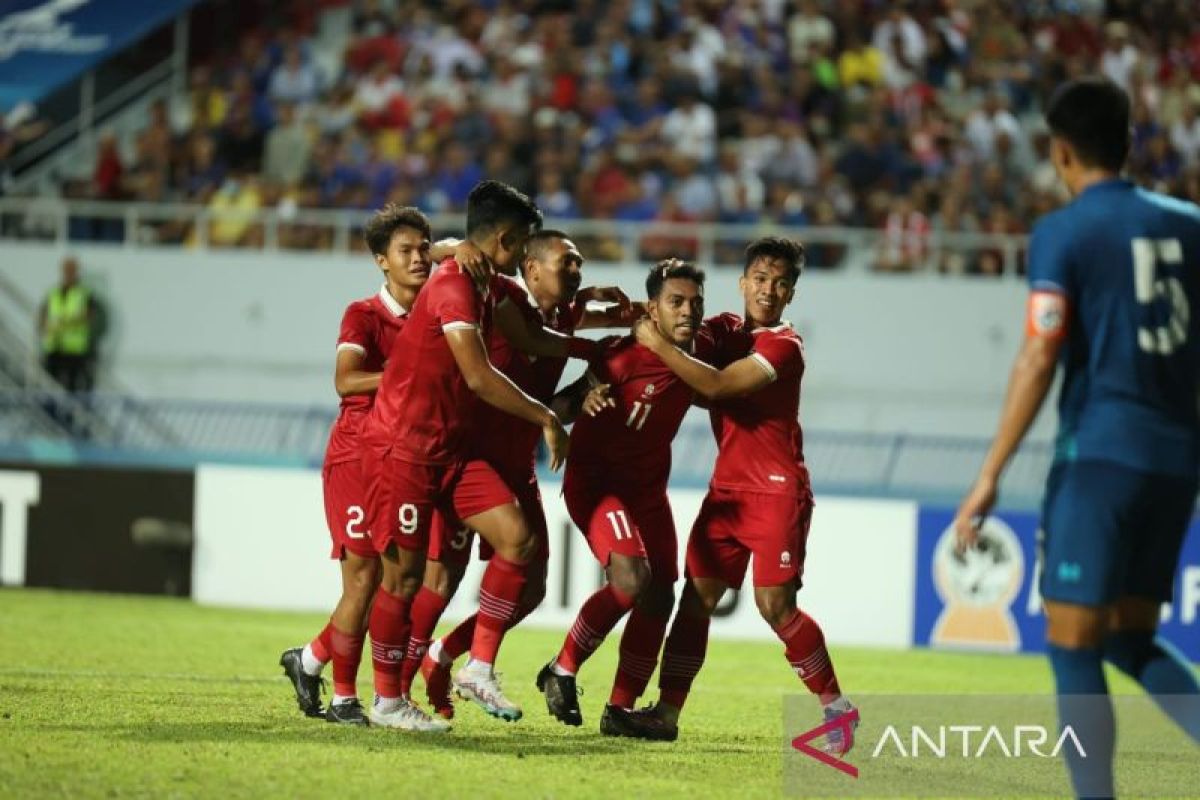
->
[[606, 509, 633, 540]]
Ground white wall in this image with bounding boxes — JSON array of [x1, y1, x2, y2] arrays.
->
[[192, 464, 918, 646], [1, 243, 1050, 438]]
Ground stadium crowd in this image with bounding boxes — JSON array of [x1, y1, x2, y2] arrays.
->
[[67, 0, 1200, 272]]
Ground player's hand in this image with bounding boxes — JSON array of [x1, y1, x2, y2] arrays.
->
[[581, 383, 615, 417], [581, 285, 632, 310], [611, 300, 648, 326], [953, 475, 998, 555], [543, 415, 570, 471], [633, 316, 667, 352], [454, 240, 491, 282]]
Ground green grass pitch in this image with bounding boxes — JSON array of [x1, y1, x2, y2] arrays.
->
[[0, 588, 1185, 799]]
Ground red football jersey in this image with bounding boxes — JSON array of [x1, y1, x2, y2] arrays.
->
[[566, 335, 700, 491], [703, 312, 809, 496], [364, 258, 500, 465], [322, 288, 409, 466], [473, 275, 583, 477]]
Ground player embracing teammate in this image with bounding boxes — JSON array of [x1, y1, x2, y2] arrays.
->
[[622, 237, 857, 749]]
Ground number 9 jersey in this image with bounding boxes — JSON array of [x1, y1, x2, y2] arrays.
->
[[1028, 178, 1200, 478]]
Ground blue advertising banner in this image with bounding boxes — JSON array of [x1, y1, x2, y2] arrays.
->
[[914, 506, 1200, 661], [0, 0, 200, 112]]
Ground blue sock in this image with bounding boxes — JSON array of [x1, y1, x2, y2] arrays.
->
[[1047, 644, 1114, 799], [1104, 631, 1200, 743]]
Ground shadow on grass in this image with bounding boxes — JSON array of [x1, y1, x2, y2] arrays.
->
[[32, 718, 770, 757]]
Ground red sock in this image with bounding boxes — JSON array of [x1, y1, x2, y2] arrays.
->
[[471, 556, 528, 664], [658, 609, 710, 710], [440, 614, 476, 662], [309, 621, 334, 664], [441, 592, 537, 662], [774, 609, 841, 703], [610, 606, 670, 708], [555, 584, 636, 674], [368, 587, 411, 699], [400, 587, 449, 696], [330, 626, 365, 698]]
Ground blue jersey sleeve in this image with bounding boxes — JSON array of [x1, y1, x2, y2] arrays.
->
[[1027, 214, 1074, 296]]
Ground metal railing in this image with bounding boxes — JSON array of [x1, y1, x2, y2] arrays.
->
[[0, 390, 1053, 505], [0, 197, 1031, 274]]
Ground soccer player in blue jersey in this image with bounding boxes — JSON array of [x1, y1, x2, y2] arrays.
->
[[954, 77, 1200, 798]]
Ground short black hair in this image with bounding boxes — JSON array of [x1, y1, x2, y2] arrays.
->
[[363, 204, 431, 256], [1045, 77, 1131, 171], [744, 236, 805, 283], [465, 180, 543, 239], [646, 259, 706, 299], [526, 228, 576, 263]]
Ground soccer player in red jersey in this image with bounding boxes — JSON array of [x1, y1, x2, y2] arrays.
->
[[629, 237, 856, 749], [361, 181, 597, 730], [399, 231, 639, 718], [536, 260, 709, 735], [278, 205, 485, 726]]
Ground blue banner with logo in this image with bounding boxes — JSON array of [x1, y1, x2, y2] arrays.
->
[[0, 0, 200, 112], [914, 507, 1200, 661]]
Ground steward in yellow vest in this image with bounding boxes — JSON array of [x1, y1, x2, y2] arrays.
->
[[38, 257, 97, 393]]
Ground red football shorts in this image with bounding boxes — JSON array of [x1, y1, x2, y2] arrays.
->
[[428, 468, 549, 566], [686, 486, 813, 588], [564, 472, 677, 583], [322, 459, 376, 559], [362, 444, 515, 555]]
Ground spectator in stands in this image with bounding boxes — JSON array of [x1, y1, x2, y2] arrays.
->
[[788, 0, 835, 65], [218, 103, 265, 174], [269, 44, 321, 109], [181, 134, 226, 202], [661, 88, 716, 165], [179, 66, 227, 132], [839, 31, 884, 89], [38, 256, 99, 394], [715, 143, 765, 223], [534, 170, 580, 219], [355, 61, 408, 130], [205, 171, 264, 247], [877, 194, 930, 272], [1100, 21, 1140, 93], [263, 103, 311, 189], [1170, 102, 1200, 167], [92, 133, 124, 201]]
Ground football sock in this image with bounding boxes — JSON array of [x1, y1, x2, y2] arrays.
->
[[1047, 643, 1114, 799], [658, 607, 710, 711], [400, 587, 449, 697], [774, 609, 841, 703], [302, 622, 334, 676], [610, 606, 670, 708], [1104, 631, 1200, 742], [440, 615, 476, 662], [368, 586, 411, 700], [331, 694, 356, 706], [471, 556, 528, 665], [442, 586, 541, 662], [555, 583, 637, 675], [329, 626, 364, 699]]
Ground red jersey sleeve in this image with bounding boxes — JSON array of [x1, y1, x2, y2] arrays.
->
[[749, 332, 804, 382], [431, 268, 482, 331], [494, 274, 527, 308], [336, 303, 373, 354]]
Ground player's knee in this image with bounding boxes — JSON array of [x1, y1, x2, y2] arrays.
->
[[609, 558, 651, 600], [680, 582, 721, 618], [1102, 629, 1156, 676], [640, 581, 675, 617], [754, 588, 796, 628]]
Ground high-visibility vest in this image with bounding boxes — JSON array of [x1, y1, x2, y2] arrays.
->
[[43, 285, 90, 356]]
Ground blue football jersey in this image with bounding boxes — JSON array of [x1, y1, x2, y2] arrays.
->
[[1028, 179, 1200, 478]]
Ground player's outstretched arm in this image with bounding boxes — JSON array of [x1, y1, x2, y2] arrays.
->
[[445, 326, 570, 470], [574, 286, 646, 330], [953, 329, 1062, 551], [333, 346, 381, 397], [495, 299, 598, 360], [634, 318, 773, 400]]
